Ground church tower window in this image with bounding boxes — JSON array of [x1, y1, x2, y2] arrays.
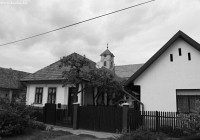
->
[[104, 61, 106, 66]]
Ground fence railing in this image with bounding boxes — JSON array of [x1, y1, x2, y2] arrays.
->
[[128, 110, 192, 131], [29, 104, 197, 133], [78, 105, 123, 133]]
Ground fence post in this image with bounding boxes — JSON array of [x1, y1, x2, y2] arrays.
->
[[122, 105, 129, 132], [156, 111, 160, 131], [43, 106, 45, 123], [73, 103, 79, 130]]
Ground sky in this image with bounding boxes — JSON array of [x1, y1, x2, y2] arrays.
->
[[0, 0, 200, 73]]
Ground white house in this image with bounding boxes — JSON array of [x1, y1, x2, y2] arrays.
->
[[125, 30, 200, 112], [21, 49, 141, 108], [21, 53, 97, 108]]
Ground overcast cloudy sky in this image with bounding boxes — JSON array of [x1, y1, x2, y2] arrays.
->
[[0, 0, 200, 73]]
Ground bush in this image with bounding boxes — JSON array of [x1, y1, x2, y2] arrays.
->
[[29, 121, 46, 130], [117, 129, 167, 140], [30, 109, 43, 122], [0, 97, 35, 137], [176, 113, 200, 137], [158, 125, 185, 138]]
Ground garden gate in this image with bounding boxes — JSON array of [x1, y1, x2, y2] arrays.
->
[[43, 103, 73, 127]]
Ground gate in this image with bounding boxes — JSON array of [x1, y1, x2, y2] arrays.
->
[[56, 107, 73, 127], [44, 103, 56, 124], [78, 106, 122, 133], [128, 109, 142, 131], [44, 103, 73, 127]]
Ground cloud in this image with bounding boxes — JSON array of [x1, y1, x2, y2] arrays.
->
[[0, 0, 200, 72]]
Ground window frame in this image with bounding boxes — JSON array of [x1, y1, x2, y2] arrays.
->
[[34, 87, 43, 104], [47, 87, 57, 104], [177, 95, 200, 113]]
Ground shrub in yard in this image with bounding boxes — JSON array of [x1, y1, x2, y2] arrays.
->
[[30, 109, 43, 122], [29, 121, 46, 130], [176, 101, 200, 137], [0, 97, 35, 137], [159, 125, 184, 138], [116, 129, 167, 140]]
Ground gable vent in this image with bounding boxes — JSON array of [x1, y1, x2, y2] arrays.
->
[[170, 54, 173, 62], [188, 53, 191, 61], [178, 48, 182, 56]]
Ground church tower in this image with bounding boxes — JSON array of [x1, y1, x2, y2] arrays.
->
[[100, 44, 115, 70]]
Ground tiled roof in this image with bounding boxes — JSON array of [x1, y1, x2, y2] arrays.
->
[[0, 67, 29, 89], [100, 49, 114, 57], [115, 64, 143, 79], [21, 52, 143, 82], [21, 53, 96, 81]]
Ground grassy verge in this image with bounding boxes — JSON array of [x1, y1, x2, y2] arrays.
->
[[3, 129, 72, 140]]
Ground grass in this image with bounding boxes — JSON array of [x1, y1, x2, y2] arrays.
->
[[2, 129, 112, 140], [2, 129, 72, 140]]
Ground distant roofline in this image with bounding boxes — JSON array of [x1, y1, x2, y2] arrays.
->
[[0, 66, 30, 74], [115, 63, 144, 67]]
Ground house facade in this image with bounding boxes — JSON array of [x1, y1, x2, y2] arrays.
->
[[22, 48, 142, 108], [125, 31, 200, 112], [0, 67, 29, 101], [21, 53, 96, 108]]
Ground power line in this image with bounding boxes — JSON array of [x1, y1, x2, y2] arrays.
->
[[0, 0, 155, 47]]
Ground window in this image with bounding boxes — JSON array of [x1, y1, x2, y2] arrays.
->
[[47, 87, 56, 104], [177, 95, 200, 113], [104, 61, 106, 66], [170, 54, 173, 62], [178, 48, 182, 56], [188, 53, 191, 61], [35, 87, 43, 104]]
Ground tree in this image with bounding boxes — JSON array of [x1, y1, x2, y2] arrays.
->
[[59, 53, 125, 105]]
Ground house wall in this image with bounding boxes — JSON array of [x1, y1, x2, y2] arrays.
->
[[26, 83, 68, 107], [134, 38, 200, 112], [0, 88, 23, 101], [26, 83, 87, 107], [0, 88, 9, 99]]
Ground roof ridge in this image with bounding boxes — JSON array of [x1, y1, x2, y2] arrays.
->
[[115, 64, 143, 67], [100, 49, 115, 57], [21, 52, 96, 81], [0, 66, 30, 73]]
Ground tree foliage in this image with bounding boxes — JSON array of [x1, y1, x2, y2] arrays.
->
[[60, 53, 125, 105]]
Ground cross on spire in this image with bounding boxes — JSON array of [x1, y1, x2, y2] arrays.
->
[[107, 43, 108, 49]]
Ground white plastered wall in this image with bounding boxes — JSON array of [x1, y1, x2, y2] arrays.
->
[[134, 38, 200, 112], [26, 83, 84, 107], [26, 83, 68, 107]]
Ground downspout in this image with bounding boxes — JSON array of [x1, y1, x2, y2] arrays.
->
[[122, 86, 144, 111]]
